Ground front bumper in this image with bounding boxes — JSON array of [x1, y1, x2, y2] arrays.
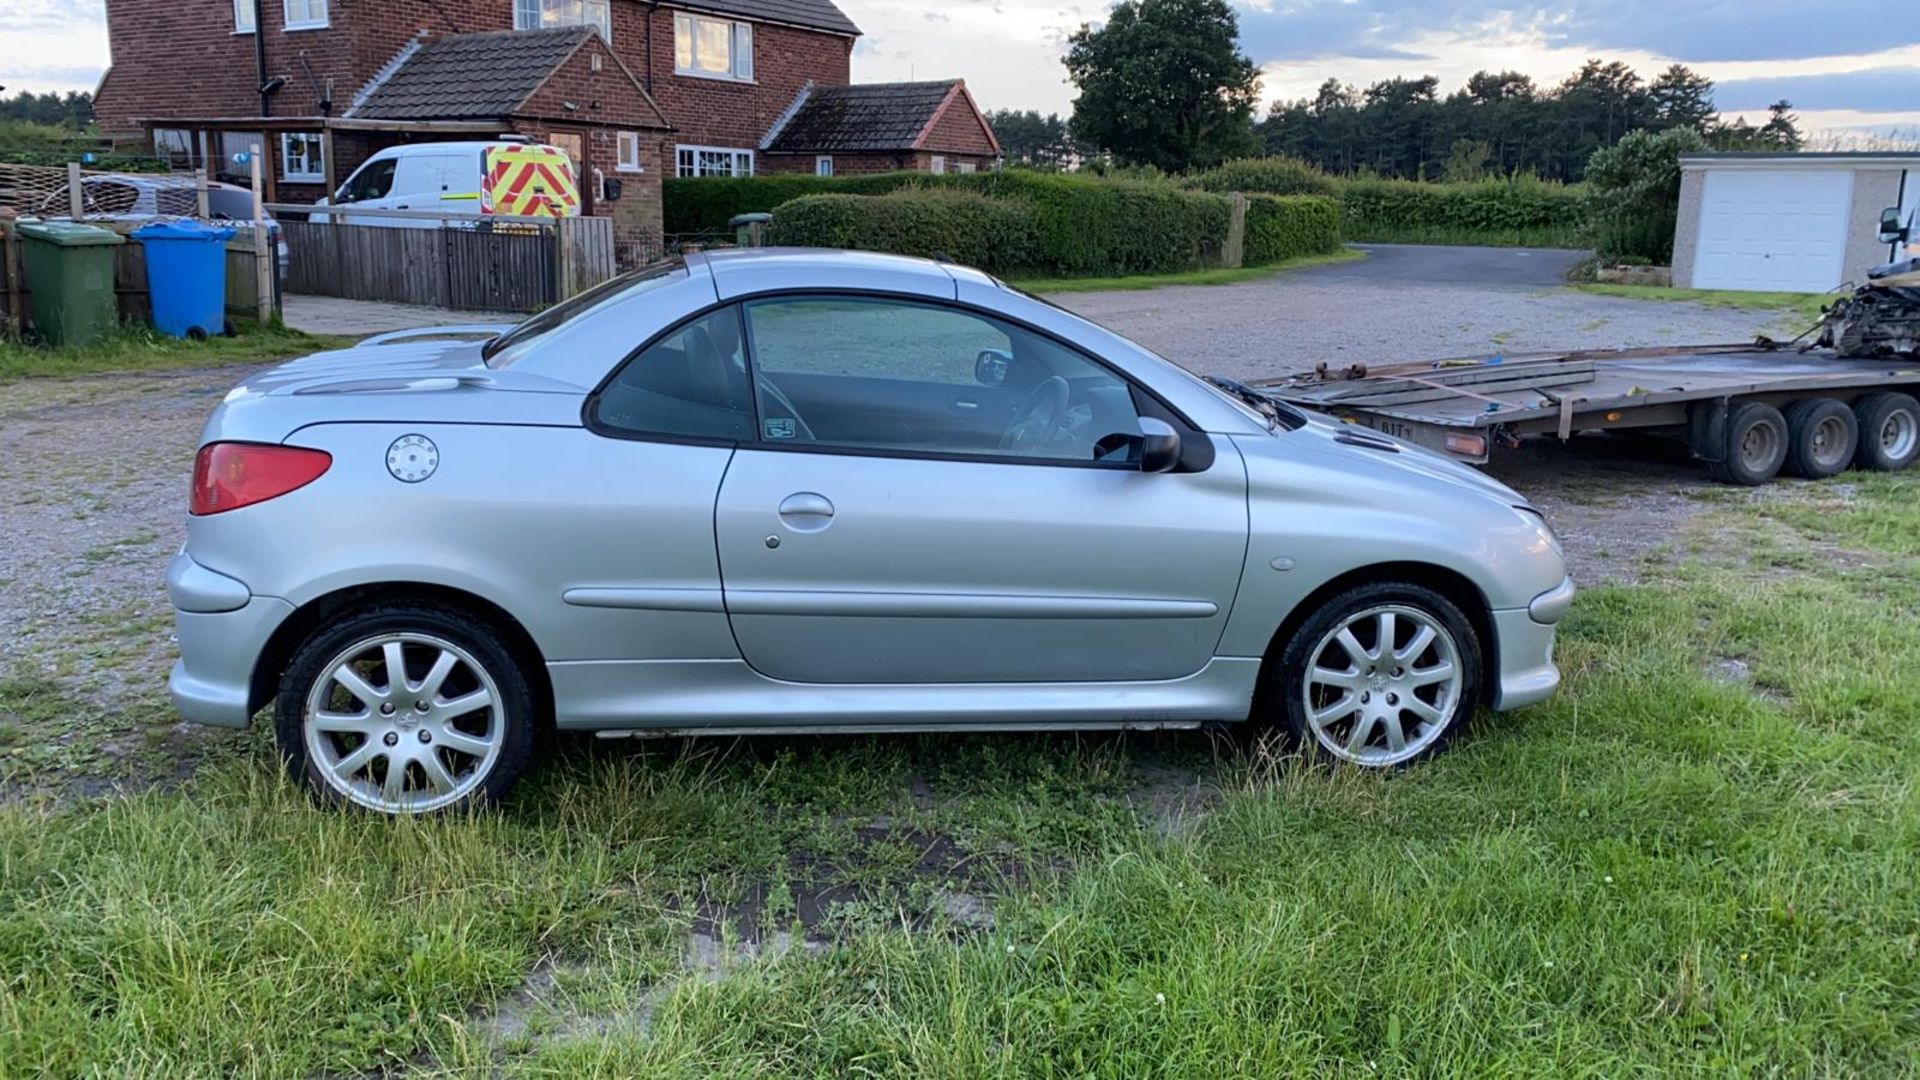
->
[[168, 553, 293, 727], [1489, 606, 1561, 710]]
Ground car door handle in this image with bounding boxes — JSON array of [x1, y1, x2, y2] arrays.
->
[[776, 491, 834, 533]]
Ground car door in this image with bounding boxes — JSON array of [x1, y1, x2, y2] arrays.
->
[[714, 294, 1249, 685]]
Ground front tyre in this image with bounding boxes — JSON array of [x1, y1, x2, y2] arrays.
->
[[1269, 583, 1481, 768], [275, 604, 535, 814]]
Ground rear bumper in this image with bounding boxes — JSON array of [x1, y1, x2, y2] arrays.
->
[[169, 593, 294, 728], [1489, 606, 1561, 710]]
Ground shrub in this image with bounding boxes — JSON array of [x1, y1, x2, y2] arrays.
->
[[1338, 175, 1584, 246], [769, 189, 1039, 273], [1242, 194, 1342, 265], [1581, 127, 1707, 264], [1188, 156, 1339, 197], [664, 173, 924, 234]]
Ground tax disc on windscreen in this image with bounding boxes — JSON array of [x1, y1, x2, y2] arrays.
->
[[386, 434, 439, 483]]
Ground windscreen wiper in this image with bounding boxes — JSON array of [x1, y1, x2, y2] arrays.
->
[[1204, 375, 1301, 430]]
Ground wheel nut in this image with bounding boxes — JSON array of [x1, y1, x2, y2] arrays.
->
[[414, 700, 430, 713], [383, 732, 399, 746], [418, 730, 432, 744], [1386, 693, 1399, 705], [379, 703, 395, 716], [1360, 691, 1371, 703]]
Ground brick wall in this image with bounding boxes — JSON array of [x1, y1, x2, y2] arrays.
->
[[922, 94, 998, 157], [514, 35, 666, 243], [617, 4, 852, 176]]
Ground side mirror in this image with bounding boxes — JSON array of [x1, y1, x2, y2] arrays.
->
[[1138, 417, 1181, 473], [975, 349, 1009, 387], [1880, 207, 1909, 243]]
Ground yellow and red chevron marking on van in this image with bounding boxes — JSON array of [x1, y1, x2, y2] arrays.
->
[[484, 144, 580, 218]]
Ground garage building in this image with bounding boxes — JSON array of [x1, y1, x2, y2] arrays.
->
[[1671, 152, 1920, 293]]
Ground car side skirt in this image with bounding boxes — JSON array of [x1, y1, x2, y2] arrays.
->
[[548, 657, 1264, 732]]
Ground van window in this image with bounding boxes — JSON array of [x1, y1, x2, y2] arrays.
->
[[338, 158, 396, 203]]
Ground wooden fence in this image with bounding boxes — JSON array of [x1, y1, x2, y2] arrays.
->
[[272, 207, 616, 312], [2, 218, 275, 338]]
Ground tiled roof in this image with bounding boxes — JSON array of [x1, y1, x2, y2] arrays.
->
[[352, 28, 595, 120], [666, 0, 860, 36], [764, 80, 960, 153]]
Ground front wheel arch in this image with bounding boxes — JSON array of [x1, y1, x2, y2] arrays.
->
[[1256, 562, 1498, 708], [247, 582, 552, 730]]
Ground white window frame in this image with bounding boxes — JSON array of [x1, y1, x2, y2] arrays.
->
[[280, 132, 325, 182], [815, 155, 833, 177], [617, 131, 644, 173], [954, 160, 977, 174], [930, 155, 946, 174], [283, 0, 328, 30], [233, 0, 256, 33], [675, 145, 754, 178], [514, 0, 611, 39], [673, 12, 753, 82]]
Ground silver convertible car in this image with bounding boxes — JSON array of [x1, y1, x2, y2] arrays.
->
[[170, 249, 1572, 814]]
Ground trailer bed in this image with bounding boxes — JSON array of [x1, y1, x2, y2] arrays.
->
[[1257, 344, 1920, 469]]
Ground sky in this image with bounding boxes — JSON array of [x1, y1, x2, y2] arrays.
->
[[5, 0, 1919, 140]]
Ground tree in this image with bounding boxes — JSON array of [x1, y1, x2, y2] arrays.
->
[[1064, 0, 1262, 172], [1583, 126, 1707, 262], [1760, 100, 1803, 150], [1646, 64, 1716, 132], [984, 109, 1077, 168], [0, 90, 93, 129]]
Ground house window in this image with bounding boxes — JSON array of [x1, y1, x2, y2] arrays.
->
[[280, 132, 325, 182], [617, 132, 644, 173], [153, 128, 197, 169], [233, 0, 255, 32], [283, 0, 328, 30], [930, 155, 946, 174], [954, 160, 977, 174], [514, 0, 611, 39], [676, 146, 753, 178], [815, 156, 832, 177], [673, 13, 752, 81]]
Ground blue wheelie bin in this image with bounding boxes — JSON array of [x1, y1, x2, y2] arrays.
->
[[133, 219, 237, 338]]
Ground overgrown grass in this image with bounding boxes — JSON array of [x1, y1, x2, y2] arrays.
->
[[0, 322, 349, 381], [1571, 284, 1835, 322], [4, 474, 1919, 1075], [1016, 247, 1365, 293]]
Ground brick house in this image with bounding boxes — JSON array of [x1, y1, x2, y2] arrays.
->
[[92, 0, 1001, 249]]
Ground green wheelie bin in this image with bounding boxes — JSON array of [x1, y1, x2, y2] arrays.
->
[[18, 220, 126, 347]]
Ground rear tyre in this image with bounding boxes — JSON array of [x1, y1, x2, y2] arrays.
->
[[1782, 398, 1858, 479], [1707, 402, 1789, 486], [274, 603, 536, 815], [1265, 582, 1481, 769], [1853, 392, 1920, 472]]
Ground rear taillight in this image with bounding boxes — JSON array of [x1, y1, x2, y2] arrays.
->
[[190, 443, 331, 515]]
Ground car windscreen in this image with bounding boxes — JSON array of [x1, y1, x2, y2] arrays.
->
[[483, 261, 688, 369]]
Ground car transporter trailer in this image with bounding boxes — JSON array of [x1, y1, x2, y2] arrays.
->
[[1255, 343, 1920, 485]]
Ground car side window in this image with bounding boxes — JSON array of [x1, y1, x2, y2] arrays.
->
[[593, 307, 755, 441], [741, 296, 1144, 464], [338, 158, 396, 204]]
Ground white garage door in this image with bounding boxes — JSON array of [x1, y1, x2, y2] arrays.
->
[[1693, 169, 1853, 292]]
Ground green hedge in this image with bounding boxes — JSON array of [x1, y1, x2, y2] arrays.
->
[[1243, 194, 1343, 265], [664, 173, 928, 234], [1188, 156, 1340, 197], [1338, 176, 1584, 246], [769, 190, 1039, 274]]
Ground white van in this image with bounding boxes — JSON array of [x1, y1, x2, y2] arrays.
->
[[313, 140, 582, 227]]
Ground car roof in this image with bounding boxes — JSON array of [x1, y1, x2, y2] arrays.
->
[[695, 247, 963, 300]]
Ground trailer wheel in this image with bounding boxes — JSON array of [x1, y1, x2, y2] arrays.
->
[[1853, 392, 1920, 472], [1708, 402, 1789, 486], [1782, 398, 1859, 479]]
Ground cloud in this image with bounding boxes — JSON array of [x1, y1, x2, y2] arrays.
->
[[1713, 66, 1920, 113], [1230, 0, 1920, 68], [0, 0, 102, 33]]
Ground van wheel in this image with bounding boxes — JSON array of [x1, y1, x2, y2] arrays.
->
[[1853, 392, 1920, 472], [1708, 402, 1788, 486], [1782, 398, 1857, 479], [274, 603, 535, 814], [1265, 582, 1481, 768]]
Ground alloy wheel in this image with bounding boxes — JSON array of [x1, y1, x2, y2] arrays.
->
[[302, 632, 505, 813], [1301, 604, 1464, 766]]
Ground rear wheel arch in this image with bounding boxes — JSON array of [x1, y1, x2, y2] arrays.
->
[[247, 582, 552, 727], [1257, 562, 1498, 706]]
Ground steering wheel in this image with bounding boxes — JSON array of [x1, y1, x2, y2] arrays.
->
[[999, 376, 1071, 452], [754, 374, 817, 441]]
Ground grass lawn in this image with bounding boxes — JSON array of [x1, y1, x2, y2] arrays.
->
[[1572, 284, 1834, 325], [0, 322, 351, 381], [1015, 248, 1365, 294]]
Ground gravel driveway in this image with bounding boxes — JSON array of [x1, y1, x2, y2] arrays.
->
[[0, 247, 1803, 792], [1058, 244, 1793, 380]]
